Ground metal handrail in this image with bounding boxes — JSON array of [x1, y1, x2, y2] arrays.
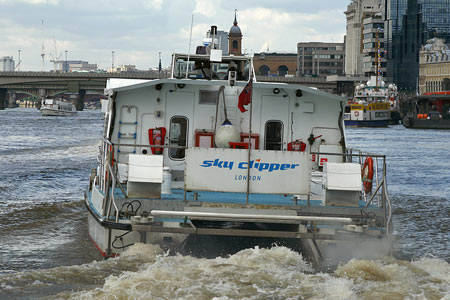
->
[[111, 142, 188, 149], [384, 179, 393, 233], [310, 151, 386, 159], [97, 140, 391, 228], [364, 178, 384, 208], [314, 149, 388, 210], [106, 162, 120, 222]]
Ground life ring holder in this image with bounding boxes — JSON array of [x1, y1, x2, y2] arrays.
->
[[362, 157, 374, 193]]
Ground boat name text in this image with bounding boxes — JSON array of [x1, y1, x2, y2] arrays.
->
[[200, 158, 300, 172]]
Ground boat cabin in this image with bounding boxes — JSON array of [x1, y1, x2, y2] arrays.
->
[[105, 53, 346, 192], [402, 92, 450, 129]]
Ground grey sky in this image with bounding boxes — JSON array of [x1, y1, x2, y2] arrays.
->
[[0, 0, 349, 71]]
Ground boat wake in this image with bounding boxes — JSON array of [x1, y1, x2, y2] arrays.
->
[[1, 244, 449, 300]]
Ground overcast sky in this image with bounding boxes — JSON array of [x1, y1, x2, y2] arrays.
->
[[0, 0, 349, 71]]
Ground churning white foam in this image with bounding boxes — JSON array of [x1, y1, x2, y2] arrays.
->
[[33, 244, 449, 300]]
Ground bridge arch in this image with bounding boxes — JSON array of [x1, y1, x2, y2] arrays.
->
[[10, 90, 38, 99]]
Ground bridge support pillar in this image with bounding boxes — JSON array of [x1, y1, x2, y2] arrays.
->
[[8, 92, 17, 108], [72, 89, 85, 111], [0, 88, 6, 110], [36, 88, 47, 109]]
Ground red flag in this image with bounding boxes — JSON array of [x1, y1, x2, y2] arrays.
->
[[238, 79, 252, 113]]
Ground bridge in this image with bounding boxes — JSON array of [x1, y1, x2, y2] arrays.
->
[[0, 71, 336, 110], [0, 71, 165, 110]]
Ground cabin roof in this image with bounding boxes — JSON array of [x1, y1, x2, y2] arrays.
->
[[107, 78, 344, 103], [407, 94, 450, 102]]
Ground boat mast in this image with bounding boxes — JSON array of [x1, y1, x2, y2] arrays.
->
[[375, 26, 383, 89], [375, 27, 379, 89]]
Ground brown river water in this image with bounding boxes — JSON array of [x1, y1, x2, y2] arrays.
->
[[0, 108, 449, 299]]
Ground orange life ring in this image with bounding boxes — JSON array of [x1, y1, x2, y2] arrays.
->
[[354, 111, 360, 117], [362, 157, 374, 193]]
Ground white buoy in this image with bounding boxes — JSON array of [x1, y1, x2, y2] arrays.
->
[[215, 120, 240, 148]]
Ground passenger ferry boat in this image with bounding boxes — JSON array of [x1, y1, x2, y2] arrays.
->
[[402, 91, 450, 129], [344, 76, 399, 127], [85, 43, 393, 264], [40, 98, 77, 116]]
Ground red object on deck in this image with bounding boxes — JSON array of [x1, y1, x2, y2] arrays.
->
[[148, 127, 166, 155], [195, 130, 214, 148], [287, 140, 306, 151], [240, 133, 259, 149], [229, 142, 249, 149]]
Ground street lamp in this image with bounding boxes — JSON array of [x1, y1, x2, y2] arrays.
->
[[17, 49, 21, 71], [65, 50, 68, 72], [158, 52, 161, 78], [112, 51, 115, 71]]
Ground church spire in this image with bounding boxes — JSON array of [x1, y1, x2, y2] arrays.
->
[[229, 9, 242, 55]]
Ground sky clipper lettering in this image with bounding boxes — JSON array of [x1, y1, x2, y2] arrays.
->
[[200, 158, 299, 172], [200, 159, 234, 170]]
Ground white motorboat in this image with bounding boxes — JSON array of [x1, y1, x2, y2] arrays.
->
[[40, 98, 77, 116], [85, 41, 394, 265]]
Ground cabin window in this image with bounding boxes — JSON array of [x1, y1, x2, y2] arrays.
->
[[169, 116, 188, 159], [264, 121, 283, 150], [199, 90, 218, 105]]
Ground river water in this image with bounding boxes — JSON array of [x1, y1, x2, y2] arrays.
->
[[0, 108, 449, 300]]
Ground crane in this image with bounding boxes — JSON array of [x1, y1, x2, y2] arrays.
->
[[49, 37, 63, 72]]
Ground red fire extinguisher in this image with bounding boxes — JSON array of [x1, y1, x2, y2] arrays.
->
[[148, 127, 166, 155], [287, 140, 306, 151]]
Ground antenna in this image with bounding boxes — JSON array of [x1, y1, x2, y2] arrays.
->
[[186, 13, 194, 79], [41, 19, 45, 72]]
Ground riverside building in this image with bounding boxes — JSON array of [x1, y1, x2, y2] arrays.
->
[[418, 38, 450, 94], [296, 42, 345, 78]]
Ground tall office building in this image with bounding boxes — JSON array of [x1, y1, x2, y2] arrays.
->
[[344, 0, 384, 76], [362, 14, 387, 78], [0, 56, 15, 71], [386, 0, 450, 91]]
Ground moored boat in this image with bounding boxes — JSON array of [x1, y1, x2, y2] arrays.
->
[[344, 76, 399, 127], [85, 38, 394, 265], [402, 91, 450, 129], [40, 98, 77, 116]]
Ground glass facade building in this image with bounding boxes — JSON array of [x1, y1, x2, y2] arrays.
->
[[387, 0, 450, 92]]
